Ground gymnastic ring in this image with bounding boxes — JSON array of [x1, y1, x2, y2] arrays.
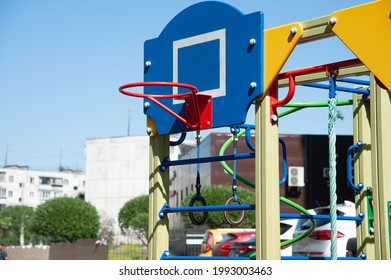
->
[[188, 195, 208, 225], [223, 197, 245, 226]]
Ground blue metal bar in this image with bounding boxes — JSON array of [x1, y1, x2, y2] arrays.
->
[[161, 252, 366, 260], [282, 254, 366, 260], [279, 138, 287, 185], [337, 77, 370, 86], [159, 202, 255, 218], [159, 203, 364, 226], [347, 141, 364, 194], [160, 251, 251, 260], [303, 83, 370, 97], [160, 152, 255, 170], [280, 212, 365, 226], [240, 124, 255, 151], [169, 132, 187, 146]]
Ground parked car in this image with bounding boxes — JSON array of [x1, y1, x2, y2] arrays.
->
[[212, 231, 255, 257], [230, 235, 256, 258], [292, 200, 357, 258], [346, 237, 357, 257], [229, 219, 299, 258], [200, 228, 254, 256], [280, 219, 299, 256]]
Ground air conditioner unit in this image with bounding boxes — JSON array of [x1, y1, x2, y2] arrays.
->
[[288, 166, 305, 187]]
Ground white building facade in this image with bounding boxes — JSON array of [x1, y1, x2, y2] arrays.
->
[[85, 136, 150, 238], [0, 166, 86, 210], [84, 135, 194, 238]]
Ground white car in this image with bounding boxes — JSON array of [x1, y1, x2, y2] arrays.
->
[[280, 219, 299, 256], [292, 200, 357, 258]]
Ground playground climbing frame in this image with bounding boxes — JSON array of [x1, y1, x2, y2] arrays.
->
[[119, 1, 391, 260]]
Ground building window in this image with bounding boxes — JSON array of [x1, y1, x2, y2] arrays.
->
[[39, 177, 63, 187], [40, 190, 50, 199], [0, 188, 6, 198], [0, 172, 6, 182], [40, 177, 51, 185], [73, 186, 78, 191], [9, 175, 13, 183], [8, 191, 13, 197], [29, 192, 34, 197], [64, 179, 69, 185], [52, 178, 63, 186], [19, 182, 25, 187], [18, 198, 22, 202], [54, 191, 62, 198], [30, 177, 35, 184]]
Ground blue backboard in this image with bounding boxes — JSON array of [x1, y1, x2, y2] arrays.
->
[[143, 1, 264, 135]]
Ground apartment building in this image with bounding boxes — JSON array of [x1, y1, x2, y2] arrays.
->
[[0, 165, 85, 210]]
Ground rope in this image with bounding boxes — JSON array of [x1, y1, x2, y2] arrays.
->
[[328, 73, 338, 260]]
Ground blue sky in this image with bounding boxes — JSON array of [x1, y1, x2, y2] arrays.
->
[[0, 0, 370, 171]]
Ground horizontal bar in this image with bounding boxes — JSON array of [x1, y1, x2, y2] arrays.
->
[[299, 16, 334, 44], [160, 152, 255, 169], [280, 213, 364, 223], [337, 77, 370, 86], [302, 83, 370, 96], [161, 254, 251, 260], [161, 203, 255, 214], [282, 255, 366, 260], [279, 64, 369, 87], [162, 255, 366, 260], [160, 203, 364, 224]]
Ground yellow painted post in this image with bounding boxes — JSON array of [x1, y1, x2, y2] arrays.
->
[[255, 91, 280, 260], [353, 92, 375, 259], [370, 75, 391, 260], [148, 134, 170, 260]]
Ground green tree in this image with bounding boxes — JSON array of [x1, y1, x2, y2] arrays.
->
[[118, 195, 149, 246], [0, 205, 34, 246], [31, 197, 100, 243], [182, 185, 256, 228]]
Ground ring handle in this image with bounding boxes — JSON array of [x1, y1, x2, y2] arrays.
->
[[119, 81, 198, 99], [223, 197, 246, 226], [188, 195, 208, 225], [119, 82, 201, 130]]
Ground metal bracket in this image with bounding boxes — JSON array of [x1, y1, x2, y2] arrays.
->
[[366, 187, 374, 235], [347, 141, 364, 194]]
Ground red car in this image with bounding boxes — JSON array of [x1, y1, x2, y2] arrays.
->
[[211, 231, 256, 257]]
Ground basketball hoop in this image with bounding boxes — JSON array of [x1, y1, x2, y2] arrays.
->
[[119, 81, 210, 131]]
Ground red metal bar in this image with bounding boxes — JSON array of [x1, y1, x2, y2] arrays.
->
[[278, 58, 362, 79], [269, 58, 362, 122], [271, 75, 295, 109]]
